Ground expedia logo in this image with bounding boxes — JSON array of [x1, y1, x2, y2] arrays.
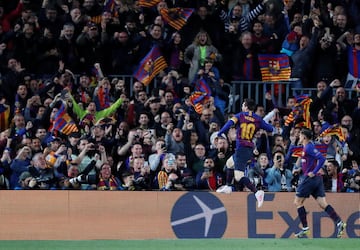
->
[[170, 192, 227, 238]]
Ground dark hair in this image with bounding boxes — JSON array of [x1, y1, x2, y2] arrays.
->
[[273, 150, 285, 157], [244, 98, 256, 111], [175, 152, 186, 159], [327, 159, 340, 169], [301, 128, 313, 139]]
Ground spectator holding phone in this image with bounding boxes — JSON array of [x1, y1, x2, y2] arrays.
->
[[196, 157, 223, 191], [265, 150, 293, 192]]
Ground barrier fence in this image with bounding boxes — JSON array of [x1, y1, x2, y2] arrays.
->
[[0, 191, 358, 240], [228, 81, 358, 113], [72, 75, 358, 114]]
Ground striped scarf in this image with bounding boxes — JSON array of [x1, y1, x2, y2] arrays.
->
[[97, 176, 119, 190]]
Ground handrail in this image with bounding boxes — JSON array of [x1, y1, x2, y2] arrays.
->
[[228, 81, 358, 112]]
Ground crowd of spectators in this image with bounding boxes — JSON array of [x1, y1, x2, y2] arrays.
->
[[0, 0, 359, 192]]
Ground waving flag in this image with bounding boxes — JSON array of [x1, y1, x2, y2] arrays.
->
[[194, 78, 211, 96], [138, 0, 161, 8], [103, 0, 120, 17], [188, 78, 212, 114], [284, 94, 312, 129], [258, 54, 291, 81], [134, 46, 168, 86], [0, 104, 10, 132], [295, 94, 312, 129], [319, 124, 346, 142], [53, 103, 78, 135], [189, 91, 210, 114], [103, 0, 115, 12], [160, 8, 194, 30]]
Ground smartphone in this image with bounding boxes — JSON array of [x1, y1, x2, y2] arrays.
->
[[276, 155, 282, 161]]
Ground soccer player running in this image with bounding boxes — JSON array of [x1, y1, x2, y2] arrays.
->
[[216, 98, 273, 207], [294, 128, 346, 238]]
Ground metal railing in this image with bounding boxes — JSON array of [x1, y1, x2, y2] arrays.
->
[[228, 80, 296, 112], [227, 81, 359, 113], [73, 74, 358, 114]]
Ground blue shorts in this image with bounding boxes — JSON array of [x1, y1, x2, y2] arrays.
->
[[234, 147, 253, 172], [296, 175, 325, 199]]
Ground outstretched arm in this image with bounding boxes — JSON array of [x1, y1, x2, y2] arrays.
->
[[218, 119, 235, 137]]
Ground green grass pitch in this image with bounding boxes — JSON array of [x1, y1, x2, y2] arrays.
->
[[0, 239, 358, 250]]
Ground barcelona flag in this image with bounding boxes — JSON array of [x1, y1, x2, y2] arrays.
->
[[194, 78, 211, 96], [319, 124, 346, 142], [138, 0, 161, 8], [189, 91, 210, 114], [284, 94, 312, 129], [52, 103, 79, 135], [160, 8, 194, 30], [103, 0, 115, 12], [258, 54, 291, 81], [0, 103, 10, 132], [133, 46, 168, 86], [104, 0, 120, 17], [188, 78, 212, 114]]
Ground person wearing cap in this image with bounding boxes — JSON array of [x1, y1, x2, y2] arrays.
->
[[216, 98, 273, 208], [15, 171, 34, 190], [293, 128, 346, 238]]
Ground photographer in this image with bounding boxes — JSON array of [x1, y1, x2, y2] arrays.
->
[[71, 137, 107, 189], [28, 152, 56, 190], [265, 151, 293, 192], [60, 164, 81, 190], [341, 160, 360, 192], [119, 171, 136, 191], [63, 160, 99, 190], [17, 171, 35, 190]]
